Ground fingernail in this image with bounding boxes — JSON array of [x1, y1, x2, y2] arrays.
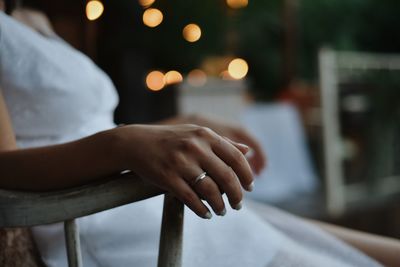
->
[[238, 143, 250, 149], [233, 201, 242, 211], [204, 212, 212, 219], [218, 208, 227, 216], [246, 181, 254, 192], [238, 143, 250, 153]]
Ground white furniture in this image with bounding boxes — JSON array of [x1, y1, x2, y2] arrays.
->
[[319, 48, 400, 216]]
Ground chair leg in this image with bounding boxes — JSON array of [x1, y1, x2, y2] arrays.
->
[[64, 219, 83, 267], [158, 194, 184, 267]]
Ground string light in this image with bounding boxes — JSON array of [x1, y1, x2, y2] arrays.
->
[[183, 24, 202, 43], [138, 0, 155, 8], [143, 8, 163, 28], [226, 0, 248, 9], [164, 71, 183, 85], [86, 0, 104, 21], [146, 71, 165, 91], [228, 58, 249, 79], [187, 69, 207, 87]]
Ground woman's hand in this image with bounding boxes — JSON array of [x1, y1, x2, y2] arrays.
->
[[161, 115, 267, 175], [189, 115, 266, 175], [113, 124, 254, 219]]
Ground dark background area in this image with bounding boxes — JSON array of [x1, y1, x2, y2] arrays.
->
[[21, 0, 400, 238]]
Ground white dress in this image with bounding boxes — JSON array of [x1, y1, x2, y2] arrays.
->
[[0, 11, 382, 267]]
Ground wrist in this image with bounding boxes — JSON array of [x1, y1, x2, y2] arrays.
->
[[96, 128, 130, 171]]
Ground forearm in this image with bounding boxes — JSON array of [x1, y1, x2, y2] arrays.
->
[[309, 219, 400, 266], [0, 130, 124, 191]]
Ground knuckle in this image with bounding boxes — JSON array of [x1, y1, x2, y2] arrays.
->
[[170, 151, 187, 166], [179, 138, 199, 152], [194, 126, 213, 138]]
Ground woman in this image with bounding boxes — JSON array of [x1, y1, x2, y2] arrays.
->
[[0, 1, 398, 266]]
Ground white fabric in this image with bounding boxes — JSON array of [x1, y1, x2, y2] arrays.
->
[[241, 103, 318, 203], [0, 12, 118, 148], [0, 11, 382, 267]]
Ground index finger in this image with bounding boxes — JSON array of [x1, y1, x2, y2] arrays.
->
[[211, 135, 254, 191], [236, 129, 267, 174]]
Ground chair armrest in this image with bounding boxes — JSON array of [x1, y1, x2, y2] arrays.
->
[[0, 172, 164, 227]]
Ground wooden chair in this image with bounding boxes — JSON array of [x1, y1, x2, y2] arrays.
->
[[0, 173, 184, 267]]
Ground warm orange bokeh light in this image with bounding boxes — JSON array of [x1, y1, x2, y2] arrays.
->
[[86, 0, 104, 21], [138, 0, 155, 8], [164, 71, 183, 85], [187, 69, 207, 87], [228, 58, 249, 79], [226, 0, 248, 9], [183, 24, 202, 43], [228, 58, 249, 80], [143, 8, 163, 28], [146, 71, 165, 91]]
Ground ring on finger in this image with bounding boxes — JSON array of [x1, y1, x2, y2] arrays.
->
[[193, 171, 207, 186]]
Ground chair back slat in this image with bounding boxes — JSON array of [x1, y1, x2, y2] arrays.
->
[[158, 195, 184, 267], [64, 219, 83, 267]]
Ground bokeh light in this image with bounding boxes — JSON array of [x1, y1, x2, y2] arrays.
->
[[220, 70, 234, 80], [187, 69, 207, 87], [228, 58, 249, 79], [146, 71, 165, 91], [183, 24, 202, 43], [86, 0, 104, 21], [138, 0, 155, 8], [226, 0, 248, 9], [164, 71, 183, 85], [143, 8, 163, 28]]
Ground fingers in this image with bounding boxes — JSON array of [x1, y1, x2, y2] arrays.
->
[[180, 166, 226, 216], [210, 136, 254, 192], [160, 125, 255, 219], [192, 175, 226, 216], [199, 152, 245, 210], [223, 136, 250, 155], [169, 176, 212, 219], [235, 129, 267, 175]]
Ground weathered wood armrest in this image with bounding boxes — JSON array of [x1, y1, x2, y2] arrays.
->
[[0, 172, 164, 227], [0, 173, 184, 267]]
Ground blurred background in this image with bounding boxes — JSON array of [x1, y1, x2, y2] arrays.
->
[[26, 0, 400, 238]]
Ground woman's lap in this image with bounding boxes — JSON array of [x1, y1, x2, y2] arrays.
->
[[32, 196, 381, 267]]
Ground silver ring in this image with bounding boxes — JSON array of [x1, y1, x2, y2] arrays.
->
[[193, 171, 207, 185]]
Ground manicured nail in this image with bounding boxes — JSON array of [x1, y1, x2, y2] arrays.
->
[[238, 143, 250, 149], [218, 208, 227, 216], [204, 212, 212, 219], [233, 201, 242, 211], [246, 181, 254, 192]]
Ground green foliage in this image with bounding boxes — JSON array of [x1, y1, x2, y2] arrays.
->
[[107, 0, 400, 100], [299, 0, 400, 82]]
